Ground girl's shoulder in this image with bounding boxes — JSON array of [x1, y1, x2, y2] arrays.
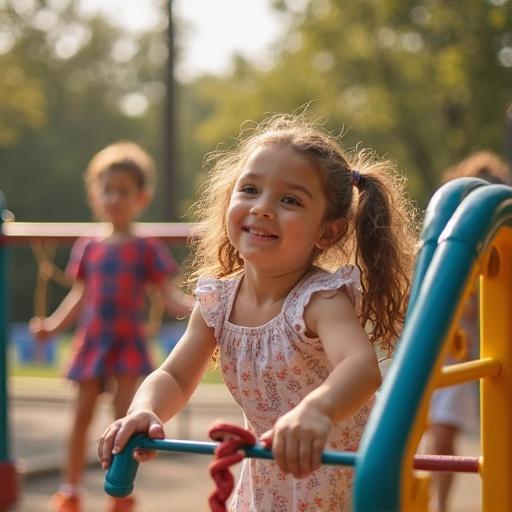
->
[[297, 265, 362, 303], [284, 265, 362, 338], [196, 273, 240, 288], [195, 274, 240, 337], [195, 274, 240, 302]]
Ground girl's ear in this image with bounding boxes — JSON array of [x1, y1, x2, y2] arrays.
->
[[315, 218, 348, 250]]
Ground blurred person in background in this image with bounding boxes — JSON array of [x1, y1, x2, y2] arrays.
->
[[30, 141, 193, 512]]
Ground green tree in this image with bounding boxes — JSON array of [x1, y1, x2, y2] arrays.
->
[[188, 0, 512, 202], [0, 53, 46, 147]]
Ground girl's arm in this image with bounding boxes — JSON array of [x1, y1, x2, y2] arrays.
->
[[261, 290, 382, 478], [29, 280, 85, 341], [300, 290, 382, 422], [98, 303, 216, 469]]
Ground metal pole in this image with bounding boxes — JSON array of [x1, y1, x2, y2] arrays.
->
[[505, 103, 512, 166], [0, 191, 18, 509], [163, 0, 176, 221]]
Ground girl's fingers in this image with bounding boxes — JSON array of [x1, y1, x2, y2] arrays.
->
[[133, 448, 157, 463], [272, 432, 286, 473], [96, 437, 105, 466], [311, 437, 324, 473], [98, 422, 121, 468], [98, 415, 165, 470], [259, 429, 273, 449], [111, 420, 137, 455], [147, 421, 165, 439], [297, 437, 313, 477], [284, 434, 300, 477]]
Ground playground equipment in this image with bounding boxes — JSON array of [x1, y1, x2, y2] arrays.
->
[[102, 178, 512, 511]]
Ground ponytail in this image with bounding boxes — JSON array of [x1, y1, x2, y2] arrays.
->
[[353, 167, 416, 352]]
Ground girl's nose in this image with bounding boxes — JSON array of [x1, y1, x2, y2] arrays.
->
[[250, 199, 274, 219]]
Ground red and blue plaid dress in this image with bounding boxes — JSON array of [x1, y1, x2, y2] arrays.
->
[[65, 236, 177, 382]]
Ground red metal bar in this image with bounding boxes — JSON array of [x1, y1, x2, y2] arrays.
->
[[413, 454, 481, 473], [1, 222, 192, 245]]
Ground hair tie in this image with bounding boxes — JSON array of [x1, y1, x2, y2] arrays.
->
[[351, 169, 362, 187]]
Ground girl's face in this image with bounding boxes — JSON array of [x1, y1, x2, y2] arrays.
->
[[227, 144, 341, 274], [92, 168, 149, 230]]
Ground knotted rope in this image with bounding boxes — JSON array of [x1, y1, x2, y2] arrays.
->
[[208, 423, 256, 512]]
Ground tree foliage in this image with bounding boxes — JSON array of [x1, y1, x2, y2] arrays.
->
[[0, 0, 166, 221], [190, 0, 512, 201]]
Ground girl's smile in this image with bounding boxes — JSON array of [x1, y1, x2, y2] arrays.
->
[[242, 225, 279, 240]]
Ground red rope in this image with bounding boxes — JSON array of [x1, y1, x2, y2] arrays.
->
[[208, 423, 256, 512]]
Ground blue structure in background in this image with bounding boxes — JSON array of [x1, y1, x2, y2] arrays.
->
[[10, 323, 57, 365], [8, 320, 186, 367]]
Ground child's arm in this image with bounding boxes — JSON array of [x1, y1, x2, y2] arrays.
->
[[97, 302, 216, 469], [29, 280, 85, 342], [261, 289, 382, 479], [157, 278, 195, 318]]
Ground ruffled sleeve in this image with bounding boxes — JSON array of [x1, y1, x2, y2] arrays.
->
[[195, 277, 225, 341], [284, 265, 362, 344]]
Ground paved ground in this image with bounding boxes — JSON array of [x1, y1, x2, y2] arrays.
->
[[7, 377, 481, 511], [10, 378, 244, 512]]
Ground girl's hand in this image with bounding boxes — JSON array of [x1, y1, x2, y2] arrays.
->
[[97, 410, 165, 470], [29, 317, 56, 342], [260, 402, 332, 479]]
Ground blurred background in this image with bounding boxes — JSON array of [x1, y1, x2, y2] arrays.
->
[[1, 0, 512, 325]]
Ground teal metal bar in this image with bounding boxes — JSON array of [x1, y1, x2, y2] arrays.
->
[[354, 185, 512, 511], [408, 177, 487, 315], [0, 195, 8, 462], [104, 434, 357, 498], [0, 192, 18, 508]]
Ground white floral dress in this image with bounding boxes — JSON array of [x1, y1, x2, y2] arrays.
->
[[196, 266, 375, 512]]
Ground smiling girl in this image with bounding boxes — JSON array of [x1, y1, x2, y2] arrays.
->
[[98, 115, 416, 511]]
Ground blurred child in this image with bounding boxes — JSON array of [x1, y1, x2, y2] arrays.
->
[[97, 114, 417, 511], [427, 150, 511, 512], [30, 141, 193, 512]]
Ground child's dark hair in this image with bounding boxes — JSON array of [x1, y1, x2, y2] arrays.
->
[[84, 141, 156, 195], [189, 114, 417, 351], [442, 150, 512, 185]]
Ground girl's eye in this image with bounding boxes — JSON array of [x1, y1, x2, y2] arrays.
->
[[282, 195, 301, 206], [240, 185, 257, 194]]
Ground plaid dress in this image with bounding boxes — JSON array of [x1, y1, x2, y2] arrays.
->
[[65, 236, 177, 382]]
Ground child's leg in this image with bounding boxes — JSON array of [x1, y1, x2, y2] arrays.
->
[[64, 378, 103, 486], [106, 375, 140, 512], [112, 374, 140, 419]]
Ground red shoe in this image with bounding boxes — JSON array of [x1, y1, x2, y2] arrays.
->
[[108, 495, 136, 512], [51, 491, 81, 512]]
